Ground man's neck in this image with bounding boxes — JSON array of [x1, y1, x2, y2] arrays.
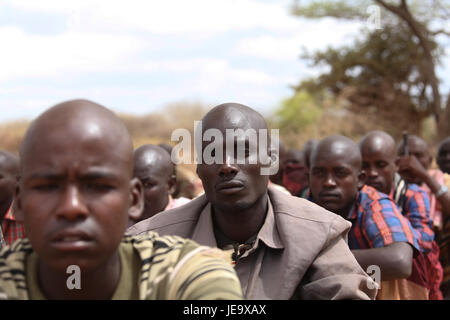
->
[[37, 251, 121, 300], [212, 193, 269, 244]]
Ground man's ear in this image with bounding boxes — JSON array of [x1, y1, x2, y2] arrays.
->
[[167, 174, 176, 195], [357, 170, 367, 190], [14, 183, 24, 222], [128, 177, 144, 222]]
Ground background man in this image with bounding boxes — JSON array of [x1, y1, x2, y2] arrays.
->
[[0, 150, 25, 246], [131, 144, 190, 225], [309, 135, 425, 299]]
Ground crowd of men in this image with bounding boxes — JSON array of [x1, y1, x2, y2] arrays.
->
[[0, 98, 449, 300]]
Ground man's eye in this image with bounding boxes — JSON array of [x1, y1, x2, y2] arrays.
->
[[85, 183, 114, 191], [377, 162, 388, 169], [143, 181, 155, 188], [32, 184, 59, 191], [335, 170, 348, 178], [312, 170, 323, 177]]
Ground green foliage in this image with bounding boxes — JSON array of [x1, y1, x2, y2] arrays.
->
[[290, 0, 449, 140], [275, 91, 323, 135], [291, 0, 372, 20]]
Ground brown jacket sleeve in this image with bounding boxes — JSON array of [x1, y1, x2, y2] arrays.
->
[[298, 216, 378, 300]]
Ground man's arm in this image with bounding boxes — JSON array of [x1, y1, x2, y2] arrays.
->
[[398, 155, 450, 218], [351, 242, 413, 281]]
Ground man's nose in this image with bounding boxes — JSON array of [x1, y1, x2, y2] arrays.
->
[[55, 185, 89, 221], [367, 167, 378, 178], [323, 174, 337, 187], [219, 155, 239, 177]]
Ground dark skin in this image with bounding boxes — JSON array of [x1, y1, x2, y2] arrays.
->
[[269, 141, 285, 185], [437, 137, 450, 174], [359, 131, 397, 195], [133, 144, 176, 223], [302, 139, 318, 170], [283, 149, 309, 190], [196, 103, 270, 244], [310, 135, 413, 280], [0, 151, 19, 220], [15, 99, 144, 299], [397, 135, 450, 219]]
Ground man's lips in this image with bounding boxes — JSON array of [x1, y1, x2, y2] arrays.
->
[[216, 180, 245, 194], [50, 229, 94, 251], [367, 181, 383, 190], [318, 192, 341, 202]]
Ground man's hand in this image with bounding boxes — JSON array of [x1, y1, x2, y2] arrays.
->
[[396, 155, 428, 183]]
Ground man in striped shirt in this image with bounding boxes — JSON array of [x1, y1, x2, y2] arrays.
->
[[0, 99, 243, 300]]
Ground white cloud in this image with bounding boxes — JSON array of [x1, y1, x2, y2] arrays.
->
[[6, 0, 300, 35], [0, 26, 144, 80], [234, 18, 364, 61]]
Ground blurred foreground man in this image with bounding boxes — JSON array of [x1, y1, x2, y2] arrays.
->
[[128, 103, 377, 300], [0, 99, 243, 300]]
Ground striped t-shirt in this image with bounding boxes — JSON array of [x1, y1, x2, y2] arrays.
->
[[0, 231, 243, 300]]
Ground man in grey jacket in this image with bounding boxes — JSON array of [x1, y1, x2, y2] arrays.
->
[[128, 102, 377, 300]]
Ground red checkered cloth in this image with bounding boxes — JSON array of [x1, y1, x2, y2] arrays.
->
[[1, 202, 25, 246]]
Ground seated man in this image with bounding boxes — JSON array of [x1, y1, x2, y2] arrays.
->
[[396, 134, 450, 299], [131, 144, 190, 225], [309, 135, 424, 299], [128, 103, 377, 300], [0, 99, 243, 300], [359, 131, 443, 299], [397, 135, 450, 231], [0, 150, 25, 246]]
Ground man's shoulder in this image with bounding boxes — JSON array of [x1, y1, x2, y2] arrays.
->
[[268, 186, 347, 223], [0, 239, 33, 300], [125, 230, 230, 263], [358, 185, 395, 209], [267, 187, 351, 239], [405, 183, 428, 197], [124, 231, 241, 299], [127, 195, 209, 236]]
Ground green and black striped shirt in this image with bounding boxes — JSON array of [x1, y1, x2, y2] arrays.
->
[[0, 231, 243, 300]]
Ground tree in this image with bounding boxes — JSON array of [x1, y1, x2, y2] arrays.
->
[[292, 0, 450, 140]]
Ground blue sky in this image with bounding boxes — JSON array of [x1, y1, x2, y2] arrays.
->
[[1, 0, 449, 122]]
